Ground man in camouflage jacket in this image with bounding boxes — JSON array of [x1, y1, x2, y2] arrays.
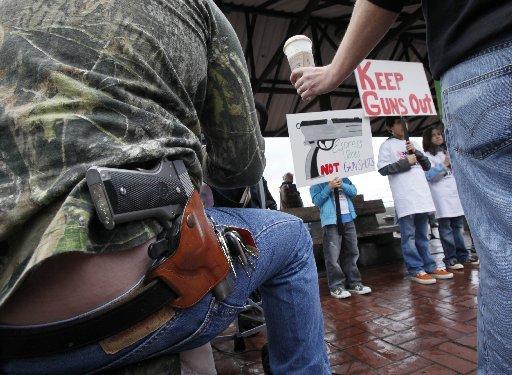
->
[[0, 0, 330, 373]]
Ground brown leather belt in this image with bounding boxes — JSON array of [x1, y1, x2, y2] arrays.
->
[[0, 280, 177, 360]]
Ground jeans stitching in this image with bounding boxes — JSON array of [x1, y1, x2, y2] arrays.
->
[[454, 138, 512, 160], [443, 90, 450, 126], [442, 64, 512, 94], [285, 220, 313, 269], [463, 39, 512, 65], [252, 217, 302, 240], [448, 99, 512, 159], [252, 217, 312, 273]]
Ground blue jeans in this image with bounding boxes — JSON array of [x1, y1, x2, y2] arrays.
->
[[397, 213, 437, 276], [2, 209, 330, 374], [322, 222, 362, 290], [438, 216, 469, 265], [441, 40, 512, 373]]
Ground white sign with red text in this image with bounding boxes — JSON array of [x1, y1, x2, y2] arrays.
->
[[355, 59, 436, 117], [286, 109, 374, 187]]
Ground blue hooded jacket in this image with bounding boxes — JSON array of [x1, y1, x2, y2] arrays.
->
[[310, 178, 357, 228]]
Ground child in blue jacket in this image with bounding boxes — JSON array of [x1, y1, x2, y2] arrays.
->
[[311, 177, 371, 299]]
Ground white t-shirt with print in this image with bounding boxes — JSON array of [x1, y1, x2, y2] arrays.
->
[[377, 138, 435, 219], [425, 151, 464, 218], [338, 191, 350, 215]]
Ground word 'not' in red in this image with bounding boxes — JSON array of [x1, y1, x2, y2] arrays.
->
[[320, 162, 340, 176]]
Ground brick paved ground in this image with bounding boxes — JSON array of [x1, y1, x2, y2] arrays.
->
[[212, 237, 479, 374]]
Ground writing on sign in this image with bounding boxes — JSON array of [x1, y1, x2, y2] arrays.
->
[[286, 109, 375, 187], [355, 60, 437, 117]]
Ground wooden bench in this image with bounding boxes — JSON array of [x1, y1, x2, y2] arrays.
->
[[282, 195, 402, 267], [282, 195, 398, 240]]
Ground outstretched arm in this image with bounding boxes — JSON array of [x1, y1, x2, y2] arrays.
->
[[291, 0, 401, 101]]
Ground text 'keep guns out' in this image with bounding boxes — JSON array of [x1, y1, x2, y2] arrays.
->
[[356, 61, 435, 116]]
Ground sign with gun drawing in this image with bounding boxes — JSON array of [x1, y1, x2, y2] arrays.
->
[[287, 109, 374, 187], [355, 59, 436, 117]]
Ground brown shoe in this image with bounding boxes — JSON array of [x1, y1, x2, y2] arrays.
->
[[429, 268, 454, 279], [411, 272, 436, 285]]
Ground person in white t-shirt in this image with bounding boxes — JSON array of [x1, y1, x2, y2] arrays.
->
[[310, 178, 371, 299], [377, 117, 453, 285], [422, 125, 479, 270]]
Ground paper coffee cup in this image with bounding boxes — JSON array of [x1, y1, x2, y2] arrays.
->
[[283, 35, 315, 70]]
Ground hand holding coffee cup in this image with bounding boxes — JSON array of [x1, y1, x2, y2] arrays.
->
[[286, 35, 338, 101]]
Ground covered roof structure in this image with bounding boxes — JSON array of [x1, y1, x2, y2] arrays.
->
[[215, 0, 442, 137]]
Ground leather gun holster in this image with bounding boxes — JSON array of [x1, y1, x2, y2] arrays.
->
[[149, 190, 229, 309]]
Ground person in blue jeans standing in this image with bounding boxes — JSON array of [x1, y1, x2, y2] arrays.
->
[[311, 177, 371, 299], [289, 0, 512, 371], [377, 118, 453, 284], [422, 125, 479, 270]]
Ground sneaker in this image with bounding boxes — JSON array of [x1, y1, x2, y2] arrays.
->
[[446, 259, 464, 270], [348, 284, 372, 295], [464, 255, 479, 266], [330, 287, 351, 299], [411, 272, 436, 285], [429, 268, 454, 279]]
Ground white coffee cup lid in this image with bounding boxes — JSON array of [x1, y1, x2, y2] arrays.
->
[[283, 35, 312, 57]]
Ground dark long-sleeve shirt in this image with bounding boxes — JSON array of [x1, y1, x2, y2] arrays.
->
[[368, 0, 512, 79], [378, 149, 430, 176], [0, 0, 264, 306]]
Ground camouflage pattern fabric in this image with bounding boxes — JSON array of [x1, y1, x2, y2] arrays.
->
[[0, 0, 265, 307]]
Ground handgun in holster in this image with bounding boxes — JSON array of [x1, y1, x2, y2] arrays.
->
[[0, 159, 253, 361], [86, 159, 253, 309]]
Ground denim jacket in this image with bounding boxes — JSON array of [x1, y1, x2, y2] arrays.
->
[[310, 178, 357, 228]]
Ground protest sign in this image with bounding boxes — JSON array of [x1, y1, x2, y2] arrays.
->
[[286, 109, 374, 187], [355, 59, 436, 117]]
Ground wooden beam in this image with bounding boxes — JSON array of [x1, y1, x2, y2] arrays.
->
[[258, 0, 282, 9], [265, 55, 285, 110], [316, 23, 339, 51], [282, 199, 386, 222], [402, 39, 411, 61], [389, 39, 402, 60], [311, 22, 332, 110], [216, 1, 344, 26], [315, 0, 354, 11], [252, 0, 322, 92], [274, 96, 321, 136], [244, 13, 257, 80]]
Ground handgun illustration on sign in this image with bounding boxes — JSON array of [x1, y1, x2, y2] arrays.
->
[[297, 118, 363, 179]]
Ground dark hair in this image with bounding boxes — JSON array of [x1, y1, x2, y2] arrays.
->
[[385, 117, 400, 129], [422, 125, 444, 155]]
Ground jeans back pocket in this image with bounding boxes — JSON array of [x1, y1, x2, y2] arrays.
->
[[442, 64, 512, 160]]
